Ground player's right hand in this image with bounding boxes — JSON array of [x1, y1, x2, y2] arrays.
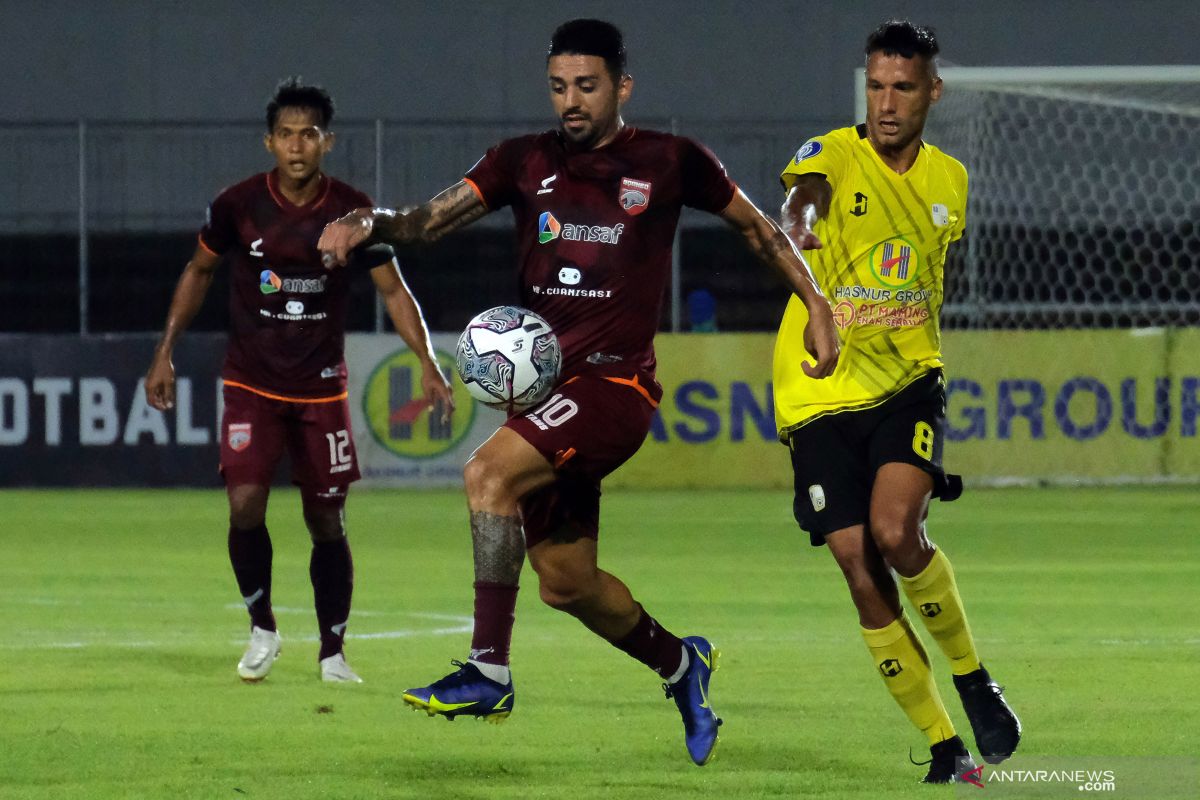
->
[[318, 208, 374, 268], [420, 362, 456, 425], [790, 228, 824, 251], [801, 301, 840, 379], [145, 355, 176, 411]]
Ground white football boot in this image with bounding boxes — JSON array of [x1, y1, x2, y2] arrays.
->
[[319, 653, 363, 683], [237, 626, 281, 682]]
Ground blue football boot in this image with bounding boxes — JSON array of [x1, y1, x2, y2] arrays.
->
[[402, 660, 514, 723], [663, 636, 722, 765]]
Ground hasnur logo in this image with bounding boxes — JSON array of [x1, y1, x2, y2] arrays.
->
[[869, 236, 921, 288], [362, 349, 475, 459]]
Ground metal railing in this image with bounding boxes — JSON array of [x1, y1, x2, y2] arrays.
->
[[0, 117, 834, 333]]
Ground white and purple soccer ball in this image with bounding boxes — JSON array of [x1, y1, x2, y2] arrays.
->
[[455, 306, 561, 412]]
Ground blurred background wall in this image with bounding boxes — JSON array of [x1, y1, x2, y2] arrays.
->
[[4, 0, 1197, 124]]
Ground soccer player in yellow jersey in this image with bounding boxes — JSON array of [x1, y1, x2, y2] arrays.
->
[[773, 20, 1020, 783]]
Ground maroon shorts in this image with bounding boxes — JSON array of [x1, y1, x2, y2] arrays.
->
[[219, 383, 360, 504], [506, 372, 660, 548]]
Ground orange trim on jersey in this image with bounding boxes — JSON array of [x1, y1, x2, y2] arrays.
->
[[223, 379, 346, 404], [197, 234, 219, 257], [462, 177, 490, 210], [554, 447, 577, 468], [602, 375, 659, 408]]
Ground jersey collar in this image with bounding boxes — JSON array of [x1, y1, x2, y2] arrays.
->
[[266, 170, 331, 212], [860, 131, 927, 179]]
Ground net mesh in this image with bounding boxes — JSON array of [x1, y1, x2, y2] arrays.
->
[[918, 71, 1200, 329]]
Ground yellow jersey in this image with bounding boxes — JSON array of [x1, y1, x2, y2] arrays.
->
[[773, 124, 967, 437]]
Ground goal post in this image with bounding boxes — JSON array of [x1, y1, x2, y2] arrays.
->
[[854, 65, 1200, 329]]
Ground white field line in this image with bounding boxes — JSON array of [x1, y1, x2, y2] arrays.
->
[[2, 610, 472, 651]]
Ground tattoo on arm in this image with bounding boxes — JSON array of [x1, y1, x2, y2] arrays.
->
[[373, 181, 486, 245]]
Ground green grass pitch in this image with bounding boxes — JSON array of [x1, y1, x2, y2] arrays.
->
[[1, 487, 1196, 799]]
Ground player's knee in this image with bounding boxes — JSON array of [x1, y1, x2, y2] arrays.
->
[[537, 581, 580, 612], [871, 520, 931, 573], [532, 561, 594, 612], [463, 453, 517, 507], [537, 578, 595, 613], [303, 507, 344, 542], [228, 485, 268, 530]]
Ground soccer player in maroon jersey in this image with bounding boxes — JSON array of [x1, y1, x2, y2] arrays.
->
[[145, 79, 453, 684], [319, 20, 839, 763]]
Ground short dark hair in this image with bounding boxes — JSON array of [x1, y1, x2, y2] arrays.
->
[[866, 19, 939, 63], [547, 19, 627, 82], [266, 77, 334, 131]]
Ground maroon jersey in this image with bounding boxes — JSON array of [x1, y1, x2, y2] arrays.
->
[[464, 128, 736, 379], [199, 171, 392, 399]]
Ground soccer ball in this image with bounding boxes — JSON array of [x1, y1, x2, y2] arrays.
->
[[455, 306, 561, 412]]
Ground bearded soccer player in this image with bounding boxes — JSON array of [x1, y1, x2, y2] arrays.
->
[[773, 21, 1021, 782], [145, 79, 453, 684], [319, 19, 839, 764]]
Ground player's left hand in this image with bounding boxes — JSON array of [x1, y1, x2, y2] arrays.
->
[[801, 300, 840, 379], [144, 353, 176, 410], [318, 208, 374, 268], [421, 362, 456, 425]]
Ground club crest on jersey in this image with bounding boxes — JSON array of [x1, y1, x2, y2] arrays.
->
[[793, 139, 823, 164], [260, 270, 282, 294], [228, 423, 252, 453], [619, 177, 651, 216]]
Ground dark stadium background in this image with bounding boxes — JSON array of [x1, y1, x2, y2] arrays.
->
[[3, 0, 1196, 334]]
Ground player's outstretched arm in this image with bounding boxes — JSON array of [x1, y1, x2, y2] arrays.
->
[[780, 174, 833, 251], [145, 246, 221, 410], [370, 258, 455, 420], [318, 181, 488, 267], [718, 189, 840, 378]]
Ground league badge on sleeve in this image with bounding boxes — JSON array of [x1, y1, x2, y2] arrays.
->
[[931, 203, 950, 227], [793, 139, 823, 164], [619, 177, 652, 216]]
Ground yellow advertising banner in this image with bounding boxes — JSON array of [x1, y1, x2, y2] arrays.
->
[[612, 333, 786, 489], [611, 330, 1200, 489], [941, 328, 1199, 481]]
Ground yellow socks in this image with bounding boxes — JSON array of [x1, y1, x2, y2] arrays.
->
[[861, 615, 956, 745], [900, 548, 982, 676]]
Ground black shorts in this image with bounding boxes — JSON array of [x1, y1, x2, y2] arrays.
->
[[786, 369, 962, 546]]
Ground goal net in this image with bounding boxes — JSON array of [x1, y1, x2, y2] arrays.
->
[[856, 66, 1200, 329]]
